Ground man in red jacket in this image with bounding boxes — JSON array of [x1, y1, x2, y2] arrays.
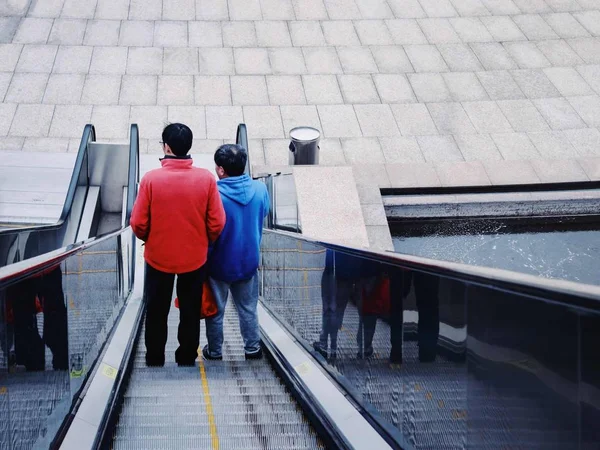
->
[[131, 123, 226, 367]]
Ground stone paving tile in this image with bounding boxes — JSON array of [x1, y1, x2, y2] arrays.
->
[[195, 76, 231, 105], [419, 18, 461, 44], [409, 73, 452, 102], [530, 158, 589, 182], [62, 0, 97, 19], [302, 75, 343, 104], [338, 74, 380, 103], [189, 22, 223, 48], [89, 47, 128, 74], [266, 76, 306, 105], [255, 21, 292, 47], [222, 21, 257, 47], [370, 46, 414, 73], [280, 105, 320, 132], [573, 10, 600, 36], [164, 48, 199, 75], [0, 103, 16, 136], [471, 42, 517, 70], [163, 0, 196, 21], [9, 104, 54, 137], [52, 46, 92, 74], [379, 136, 424, 163], [95, 0, 129, 19], [263, 138, 290, 165], [533, 131, 578, 160], [568, 95, 600, 127], [435, 161, 491, 186], [481, 0, 520, 15], [0, 137, 24, 151], [83, 20, 121, 46], [302, 47, 342, 74], [543, 67, 593, 96], [167, 106, 206, 138], [478, 70, 525, 100], [196, 0, 229, 20], [533, 97, 587, 129], [6, 73, 48, 103], [317, 105, 362, 137], [49, 105, 92, 137], [0, 73, 12, 102], [90, 105, 130, 138], [419, 0, 458, 18], [544, 0, 581, 12], [337, 46, 378, 73], [481, 16, 527, 42], [229, 0, 263, 21], [260, 0, 296, 20], [449, 0, 490, 16], [351, 164, 390, 188], [356, 181, 382, 204], [230, 75, 268, 105], [43, 73, 85, 105], [544, 13, 590, 38], [268, 48, 307, 74], [391, 103, 438, 136], [157, 75, 194, 105], [513, 0, 552, 13], [450, 18, 494, 43], [361, 203, 388, 226], [120, 75, 157, 106], [386, 0, 426, 19], [0, 44, 23, 73], [355, 0, 394, 19], [438, 43, 483, 72], [404, 44, 449, 72], [513, 14, 559, 40], [385, 19, 427, 44], [126, 47, 162, 75], [130, 106, 168, 139], [504, 42, 551, 69], [386, 162, 440, 188], [563, 127, 600, 156], [463, 100, 512, 133], [576, 64, 600, 94], [577, 157, 600, 180], [234, 48, 271, 74], [322, 21, 360, 46], [154, 21, 188, 47], [342, 137, 385, 164], [482, 159, 541, 184], [536, 39, 584, 66], [81, 75, 121, 105], [443, 72, 489, 101], [373, 74, 416, 103], [323, 0, 361, 19], [0, 17, 19, 44], [23, 137, 70, 153], [130, 0, 162, 20], [417, 135, 463, 162], [497, 99, 551, 132], [13, 18, 53, 44], [490, 132, 541, 159], [453, 133, 503, 161], [354, 20, 394, 45], [28, 0, 64, 18], [427, 102, 476, 134], [317, 138, 347, 165], [48, 19, 87, 45], [354, 104, 400, 137], [291, 0, 328, 20], [243, 106, 284, 138], [16, 45, 57, 73], [289, 21, 325, 47], [510, 68, 560, 99]]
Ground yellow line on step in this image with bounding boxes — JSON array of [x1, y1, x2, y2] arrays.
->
[[198, 354, 219, 450]]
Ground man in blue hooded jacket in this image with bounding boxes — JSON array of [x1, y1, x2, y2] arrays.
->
[[203, 144, 270, 360]]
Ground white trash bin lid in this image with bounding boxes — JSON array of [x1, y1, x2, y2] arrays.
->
[[289, 126, 320, 143]]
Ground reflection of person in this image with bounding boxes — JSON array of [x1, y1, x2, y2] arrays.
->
[[389, 270, 440, 363], [313, 250, 361, 360], [131, 123, 226, 367], [203, 145, 270, 361], [357, 262, 390, 359], [6, 265, 68, 371]]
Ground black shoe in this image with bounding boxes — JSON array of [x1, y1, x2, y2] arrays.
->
[[245, 348, 263, 360], [312, 342, 328, 359], [145, 354, 165, 367], [202, 346, 222, 361]]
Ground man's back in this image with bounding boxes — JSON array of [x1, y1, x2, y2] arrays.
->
[[209, 174, 269, 282], [131, 158, 225, 274]]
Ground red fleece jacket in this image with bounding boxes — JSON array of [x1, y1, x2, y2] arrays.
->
[[130, 158, 226, 274]]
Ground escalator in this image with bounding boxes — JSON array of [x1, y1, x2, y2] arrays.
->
[[1, 125, 599, 450]]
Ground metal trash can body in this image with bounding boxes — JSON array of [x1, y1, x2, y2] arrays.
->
[[289, 126, 320, 165]]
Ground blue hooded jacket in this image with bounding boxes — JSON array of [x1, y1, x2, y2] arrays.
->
[[209, 174, 270, 282]]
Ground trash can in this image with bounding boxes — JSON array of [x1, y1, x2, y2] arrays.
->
[[288, 126, 320, 165]]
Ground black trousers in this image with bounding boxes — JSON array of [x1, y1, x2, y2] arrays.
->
[[144, 263, 205, 364]]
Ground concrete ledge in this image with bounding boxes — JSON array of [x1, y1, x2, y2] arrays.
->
[[384, 189, 600, 219]]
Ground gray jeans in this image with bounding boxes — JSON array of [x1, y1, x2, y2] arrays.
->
[[204, 273, 260, 357]]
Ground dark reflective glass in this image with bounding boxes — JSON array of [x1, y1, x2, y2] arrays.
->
[[259, 230, 600, 449], [0, 231, 132, 449]]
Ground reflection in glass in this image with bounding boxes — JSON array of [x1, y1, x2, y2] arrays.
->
[[260, 230, 600, 449]]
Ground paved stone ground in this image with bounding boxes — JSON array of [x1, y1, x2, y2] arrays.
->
[[1, 0, 600, 249]]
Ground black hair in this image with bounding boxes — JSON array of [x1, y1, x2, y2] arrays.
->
[[162, 123, 193, 157], [214, 144, 247, 177]]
